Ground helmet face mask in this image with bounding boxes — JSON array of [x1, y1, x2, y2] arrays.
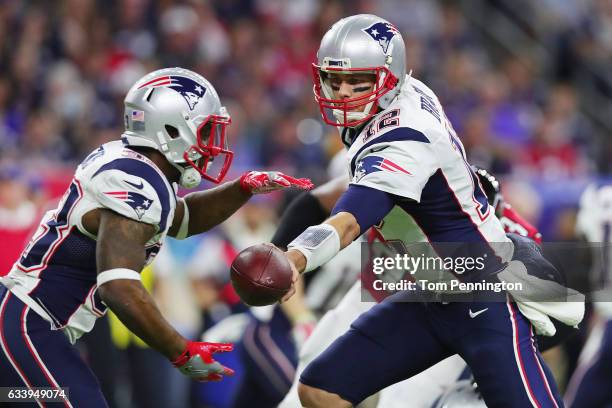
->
[[183, 113, 233, 184], [313, 64, 399, 127], [122, 67, 233, 188], [313, 15, 406, 129]]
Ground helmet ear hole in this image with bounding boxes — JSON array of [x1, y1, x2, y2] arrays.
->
[[165, 125, 180, 139]]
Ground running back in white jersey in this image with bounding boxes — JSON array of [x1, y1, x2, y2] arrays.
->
[[345, 75, 513, 273], [6, 141, 176, 339]]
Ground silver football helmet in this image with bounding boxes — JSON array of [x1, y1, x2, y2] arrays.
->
[[313, 14, 406, 128], [122, 67, 232, 188]]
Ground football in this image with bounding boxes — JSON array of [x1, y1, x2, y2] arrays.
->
[[230, 243, 293, 306]]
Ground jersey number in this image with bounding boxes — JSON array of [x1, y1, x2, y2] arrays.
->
[[363, 109, 400, 140], [18, 180, 83, 272], [444, 114, 490, 220]]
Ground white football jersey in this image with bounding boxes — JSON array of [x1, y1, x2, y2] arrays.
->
[[6, 141, 176, 339], [345, 76, 512, 272]]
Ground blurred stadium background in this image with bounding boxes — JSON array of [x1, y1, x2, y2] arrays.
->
[[1, 0, 611, 407]]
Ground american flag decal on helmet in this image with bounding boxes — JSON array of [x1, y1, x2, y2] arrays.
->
[[104, 191, 154, 220], [362, 22, 400, 53], [137, 75, 207, 110]]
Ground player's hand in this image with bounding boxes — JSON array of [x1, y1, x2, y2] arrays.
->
[[280, 256, 300, 303], [239, 171, 314, 195], [172, 341, 234, 382]]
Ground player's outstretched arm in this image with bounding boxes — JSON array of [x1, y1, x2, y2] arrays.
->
[[286, 211, 361, 274], [281, 185, 396, 301], [271, 175, 347, 331], [96, 209, 233, 381], [96, 209, 186, 359], [271, 175, 348, 250], [169, 171, 313, 238]]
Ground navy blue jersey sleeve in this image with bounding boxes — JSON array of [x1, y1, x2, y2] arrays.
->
[[331, 184, 395, 233]]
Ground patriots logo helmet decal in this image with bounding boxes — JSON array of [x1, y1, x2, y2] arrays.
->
[[362, 21, 400, 54], [105, 191, 154, 220], [354, 155, 411, 182], [137, 75, 207, 110]]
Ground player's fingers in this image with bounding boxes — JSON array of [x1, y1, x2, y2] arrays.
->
[[270, 176, 291, 187], [208, 342, 234, 353], [199, 373, 223, 382], [221, 365, 235, 376], [280, 285, 296, 303], [282, 175, 314, 190], [288, 258, 300, 282]]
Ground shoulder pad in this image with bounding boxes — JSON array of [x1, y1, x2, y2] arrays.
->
[[90, 158, 174, 231]]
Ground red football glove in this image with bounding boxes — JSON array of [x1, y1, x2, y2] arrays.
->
[[171, 341, 234, 382], [239, 171, 314, 194], [500, 204, 542, 245]]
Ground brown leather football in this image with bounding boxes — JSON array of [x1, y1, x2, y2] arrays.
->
[[230, 243, 293, 306]]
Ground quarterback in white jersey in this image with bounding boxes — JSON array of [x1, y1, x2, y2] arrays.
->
[[278, 165, 551, 408], [272, 14, 578, 408], [0, 67, 312, 407]]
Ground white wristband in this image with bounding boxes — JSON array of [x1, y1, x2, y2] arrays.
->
[[175, 199, 190, 240], [97, 268, 141, 286], [288, 224, 341, 273]]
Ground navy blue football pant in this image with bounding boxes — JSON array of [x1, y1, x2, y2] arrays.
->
[[301, 297, 563, 407], [564, 319, 612, 408], [0, 285, 108, 407], [232, 307, 297, 408]]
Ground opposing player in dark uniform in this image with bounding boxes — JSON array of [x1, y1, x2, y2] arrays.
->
[[0, 67, 312, 407]]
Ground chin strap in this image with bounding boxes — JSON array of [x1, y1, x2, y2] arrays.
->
[[179, 167, 202, 189]]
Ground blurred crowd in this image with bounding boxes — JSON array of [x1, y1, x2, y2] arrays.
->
[[2, 0, 611, 179], [2, 0, 612, 407]]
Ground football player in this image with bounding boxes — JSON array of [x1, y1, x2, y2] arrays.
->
[[277, 15, 583, 408], [564, 183, 612, 407], [275, 166, 551, 408], [0, 67, 312, 407]]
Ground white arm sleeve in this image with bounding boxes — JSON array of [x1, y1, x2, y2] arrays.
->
[[288, 224, 341, 273]]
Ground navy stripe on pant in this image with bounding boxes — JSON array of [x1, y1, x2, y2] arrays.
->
[[458, 300, 562, 407], [301, 297, 563, 407], [0, 286, 108, 407]]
